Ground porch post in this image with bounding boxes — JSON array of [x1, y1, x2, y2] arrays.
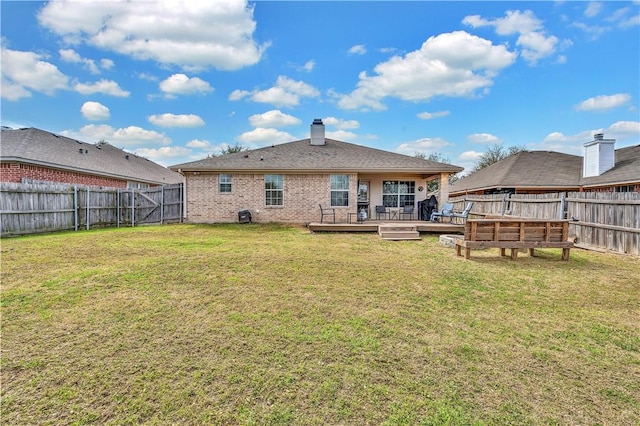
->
[[439, 172, 450, 204]]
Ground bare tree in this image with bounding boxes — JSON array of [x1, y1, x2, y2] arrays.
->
[[414, 152, 457, 191], [471, 143, 526, 173], [219, 143, 249, 155]]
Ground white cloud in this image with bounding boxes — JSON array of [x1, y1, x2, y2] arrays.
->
[[608, 120, 640, 140], [323, 117, 360, 130], [59, 48, 103, 74], [100, 58, 114, 70], [585, 2, 603, 18], [74, 79, 130, 97], [135, 146, 192, 165], [335, 31, 516, 111], [186, 139, 215, 150], [159, 74, 213, 97], [463, 10, 563, 65], [539, 121, 640, 154], [300, 60, 315, 72], [236, 127, 297, 146], [456, 151, 484, 175], [81, 101, 110, 121], [349, 44, 367, 55], [576, 93, 631, 111], [249, 110, 301, 128], [417, 111, 450, 120], [467, 133, 501, 144], [37, 0, 269, 71], [148, 113, 205, 128], [396, 137, 453, 155], [61, 124, 171, 147], [230, 76, 320, 108], [517, 31, 559, 63], [1, 47, 69, 100]]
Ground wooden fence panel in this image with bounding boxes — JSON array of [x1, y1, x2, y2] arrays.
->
[[451, 191, 639, 256], [0, 183, 76, 235], [1, 182, 183, 237], [566, 192, 639, 256]]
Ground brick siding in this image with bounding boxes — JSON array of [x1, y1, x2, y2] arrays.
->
[[0, 162, 127, 188], [185, 172, 358, 223]]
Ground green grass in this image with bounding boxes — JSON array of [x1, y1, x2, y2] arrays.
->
[[1, 223, 639, 425]]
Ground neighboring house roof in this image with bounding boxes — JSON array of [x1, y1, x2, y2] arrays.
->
[[170, 138, 463, 174], [1, 127, 183, 185], [580, 144, 640, 188], [450, 151, 583, 193], [450, 145, 640, 194]]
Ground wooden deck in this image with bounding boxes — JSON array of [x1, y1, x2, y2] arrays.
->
[[308, 220, 464, 234]]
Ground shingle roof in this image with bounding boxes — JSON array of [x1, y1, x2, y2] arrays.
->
[[450, 146, 640, 194], [1, 127, 183, 185], [580, 144, 640, 187], [450, 151, 583, 193], [170, 138, 464, 174]]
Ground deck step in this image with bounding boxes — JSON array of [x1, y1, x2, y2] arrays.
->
[[380, 231, 421, 240], [378, 224, 420, 240]]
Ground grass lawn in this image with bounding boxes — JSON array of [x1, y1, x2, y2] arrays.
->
[[1, 223, 639, 425]]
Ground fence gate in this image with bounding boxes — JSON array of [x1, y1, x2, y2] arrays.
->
[[0, 182, 183, 237]]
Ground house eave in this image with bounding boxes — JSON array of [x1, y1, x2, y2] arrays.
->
[[174, 167, 462, 175], [1, 157, 164, 185]]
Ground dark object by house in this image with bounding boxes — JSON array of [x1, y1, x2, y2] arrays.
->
[[419, 195, 438, 220], [238, 209, 252, 223]]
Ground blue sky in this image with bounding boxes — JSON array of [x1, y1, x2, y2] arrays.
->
[[2, 1, 639, 173]]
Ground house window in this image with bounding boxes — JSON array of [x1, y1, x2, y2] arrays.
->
[[219, 174, 232, 193], [382, 180, 415, 208], [127, 181, 150, 189], [330, 175, 349, 207], [265, 174, 284, 206]]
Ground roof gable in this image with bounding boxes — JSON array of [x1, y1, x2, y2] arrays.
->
[[451, 151, 583, 193], [170, 138, 463, 174], [1, 127, 183, 185]]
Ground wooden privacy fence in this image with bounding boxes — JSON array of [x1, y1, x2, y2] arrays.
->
[[450, 192, 640, 256], [1, 182, 183, 237]]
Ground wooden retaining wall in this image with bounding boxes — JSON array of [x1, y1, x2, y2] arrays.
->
[[1, 182, 183, 237], [450, 192, 639, 256]]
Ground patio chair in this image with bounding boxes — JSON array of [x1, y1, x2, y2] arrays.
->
[[319, 204, 335, 223], [399, 204, 415, 220], [451, 202, 474, 224], [430, 202, 454, 222], [375, 205, 389, 220]]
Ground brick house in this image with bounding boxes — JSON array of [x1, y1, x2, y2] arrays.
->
[[449, 134, 640, 196], [1, 127, 183, 188], [170, 119, 463, 224]]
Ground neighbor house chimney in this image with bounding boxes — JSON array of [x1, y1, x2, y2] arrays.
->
[[583, 132, 615, 178], [310, 118, 325, 146]]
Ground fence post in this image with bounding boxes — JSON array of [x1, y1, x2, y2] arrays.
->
[[131, 189, 135, 227], [117, 189, 120, 228], [160, 185, 164, 225], [86, 187, 90, 230], [73, 186, 79, 231], [559, 193, 566, 220]]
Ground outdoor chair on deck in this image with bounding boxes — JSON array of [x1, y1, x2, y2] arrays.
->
[[319, 204, 335, 223], [399, 204, 415, 220], [451, 202, 474, 224], [430, 202, 454, 222], [375, 205, 389, 220]]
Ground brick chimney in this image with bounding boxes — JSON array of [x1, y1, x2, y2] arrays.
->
[[310, 118, 325, 146], [583, 132, 615, 177]]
